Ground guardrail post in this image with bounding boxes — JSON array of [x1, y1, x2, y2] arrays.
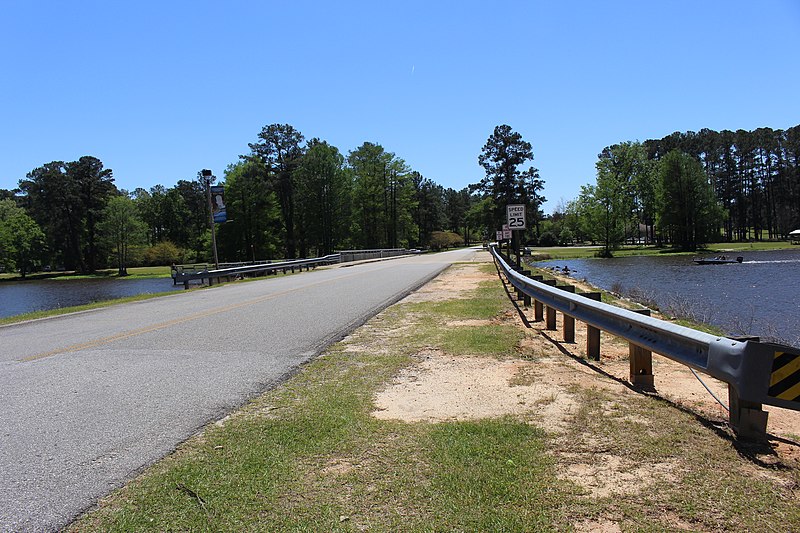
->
[[542, 279, 557, 330], [522, 271, 532, 307], [729, 385, 769, 441], [530, 275, 544, 320], [558, 285, 576, 342], [584, 292, 602, 360], [629, 309, 654, 387]]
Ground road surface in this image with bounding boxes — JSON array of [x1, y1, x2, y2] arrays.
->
[[0, 249, 479, 532]]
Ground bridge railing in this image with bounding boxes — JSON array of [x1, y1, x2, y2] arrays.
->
[[173, 254, 341, 287], [490, 245, 799, 440], [172, 248, 419, 287], [338, 249, 417, 262]]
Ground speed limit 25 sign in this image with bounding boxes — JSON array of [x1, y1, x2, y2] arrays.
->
[[506, 204, 526, 230]]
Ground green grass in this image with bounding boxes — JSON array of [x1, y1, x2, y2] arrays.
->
[[558, 386, 800, 531], [527, 240, 795, 260], [0, 265, 173, 282], [438, 324, 522, 356]]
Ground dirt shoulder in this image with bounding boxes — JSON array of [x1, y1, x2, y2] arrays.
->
[[375, 252, 800, 447], [371, 251, 800, 531]]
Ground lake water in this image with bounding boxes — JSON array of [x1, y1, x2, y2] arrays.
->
[[0, 278, 182, 319], [536, 249, 800, 346]]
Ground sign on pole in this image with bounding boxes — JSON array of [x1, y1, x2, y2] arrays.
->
[[211, 185, 227, 223], [496, 230, 503, 241], [502, 229, 512, 240], [506, 204, 526, 230]]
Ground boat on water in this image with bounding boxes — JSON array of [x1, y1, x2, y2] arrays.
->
[[692, 255, 744, 265]]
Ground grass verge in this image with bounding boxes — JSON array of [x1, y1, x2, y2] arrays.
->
[[0, 265, 173, 282], [528, 240, 796, 260]]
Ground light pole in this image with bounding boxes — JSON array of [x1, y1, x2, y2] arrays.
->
[[201, 169, 220, 269]]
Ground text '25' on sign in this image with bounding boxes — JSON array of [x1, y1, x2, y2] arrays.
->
[[506, 204, 526, 230]]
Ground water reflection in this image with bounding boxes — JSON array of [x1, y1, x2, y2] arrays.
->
[[536, 249, 800, 345], [0, 278, 182, 319]]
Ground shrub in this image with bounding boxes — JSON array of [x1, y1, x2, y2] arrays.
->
[[559, 228, 574, 245], [143, 241, 186, 266], [537, 231, 558, 247], [429, 231, 463, 251]]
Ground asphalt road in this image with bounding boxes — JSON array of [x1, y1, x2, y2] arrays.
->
[[0, 248, 480, 532]]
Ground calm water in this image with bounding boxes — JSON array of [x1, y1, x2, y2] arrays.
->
[[537, 249, 800, 345], [0, 278, 182, 319]]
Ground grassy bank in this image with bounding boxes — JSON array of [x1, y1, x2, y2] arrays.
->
[[527, 240, 796, 260], [0, 290, 192, 327], [70, 262, 799, 531], [0, 265, 172, 282]]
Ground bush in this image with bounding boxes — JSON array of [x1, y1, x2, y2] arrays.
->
[[559, 228, 574, 245], [537, 231, 558, 247], [143, 241, 186, 266], [429, 231, 463, 251]]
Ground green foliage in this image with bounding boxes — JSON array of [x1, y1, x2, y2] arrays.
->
[[19, 158, 118, 272], [558, 226, 574, 245], [347, 142, 418, 249], [217, 159, 282, 261], [474, 125, 545, 240], [293, 139, 351, 255], [410, 172, 445, 248], [10, 122, 516, 267], [246, 123, 306, 258], [429, 230, 463, 250], [657, 150, 724, 250], [143, 240, 185, 266], [99, 195, 146, 276], [537, 230, 558, 247], [0, 199, 46, 277]]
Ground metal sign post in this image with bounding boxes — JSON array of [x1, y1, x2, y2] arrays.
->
[[202, 169, 220, 270], [507, 204, 526, 269]]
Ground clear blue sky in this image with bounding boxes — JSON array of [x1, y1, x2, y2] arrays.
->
[[2, 1, 799, 214]]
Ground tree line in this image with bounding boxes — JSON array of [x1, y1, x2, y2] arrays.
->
[[1, 124, 546, 276], [546, 125, 800, 254]]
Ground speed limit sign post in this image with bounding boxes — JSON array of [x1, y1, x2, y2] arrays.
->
[[507, 205, 526, 268], [506, 205, 526, 230]]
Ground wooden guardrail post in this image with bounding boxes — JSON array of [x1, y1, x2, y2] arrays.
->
[[558, 285, 576, 342], [726, 336, 768, 440], [522, 271, 532, 307], [530, 275, 544, 321], [729, 385, 769, 441], [542, 279, 557, 330], [584, 292, 602, 360], [510, 266, 524, 301], [629, 309, 654, 387]]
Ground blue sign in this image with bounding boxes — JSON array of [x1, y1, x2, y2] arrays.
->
[[211, 185, 226, 223]]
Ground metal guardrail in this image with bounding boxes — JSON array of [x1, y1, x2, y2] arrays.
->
[[172, 248, 419, 287], [173, 254, 341, 287], [490, 245, 799, 440], [339, 249, 417, 262]]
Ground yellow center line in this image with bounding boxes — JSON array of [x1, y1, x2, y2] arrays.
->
[[20, 266, 385, 363]]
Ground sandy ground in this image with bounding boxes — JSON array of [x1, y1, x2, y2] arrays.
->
[[368, 251, 799, 531]]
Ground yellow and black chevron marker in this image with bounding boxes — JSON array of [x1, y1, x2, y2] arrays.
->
[[768, 350, 800, 403]]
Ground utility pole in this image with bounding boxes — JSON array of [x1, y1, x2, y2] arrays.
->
[[201, 169, 220, 269]]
